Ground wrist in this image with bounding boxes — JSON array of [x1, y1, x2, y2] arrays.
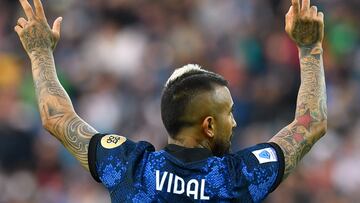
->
[[29, 48, 53, 61], [298, 43, 323, 57]]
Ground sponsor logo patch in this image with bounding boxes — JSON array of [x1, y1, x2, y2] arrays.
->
[[101, 134, 126, 149], [252, 148, 277, 164]]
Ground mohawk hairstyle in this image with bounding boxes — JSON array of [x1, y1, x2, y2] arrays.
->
[[161, 64, 228, 137]]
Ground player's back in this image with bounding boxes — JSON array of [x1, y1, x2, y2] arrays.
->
[[109, 145, 251, 202], [88, 134, 284, 203]]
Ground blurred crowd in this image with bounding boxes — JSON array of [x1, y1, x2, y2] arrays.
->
[[1, 0, 360, 202]]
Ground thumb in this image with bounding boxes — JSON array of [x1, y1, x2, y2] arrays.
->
[[286, 6, 294, 17], [285, 6, 294, 34], [52, 17, 62, 39]]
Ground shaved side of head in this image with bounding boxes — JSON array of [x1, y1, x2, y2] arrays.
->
[[161, 64, 228, 137]]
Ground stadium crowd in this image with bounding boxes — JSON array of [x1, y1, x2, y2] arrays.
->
[[1, 0, 360, 202]]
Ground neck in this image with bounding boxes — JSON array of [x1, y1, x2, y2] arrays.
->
[[168, 128, 212, 150]]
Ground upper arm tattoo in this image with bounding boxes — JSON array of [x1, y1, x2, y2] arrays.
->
[[31, 49, 98, 170], [270, 46, 327, 179], [45, 108, 97, 170]]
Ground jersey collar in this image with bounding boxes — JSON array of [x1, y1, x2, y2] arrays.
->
[[164, 144, 213, 163]]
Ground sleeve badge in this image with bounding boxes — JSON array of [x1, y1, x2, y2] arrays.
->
[[100, 134, 126, 149], [251, 147, 278, 164]]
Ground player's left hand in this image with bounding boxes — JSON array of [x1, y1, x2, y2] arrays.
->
[[15, 0, 62, 56], [285, 0, 324, 48]]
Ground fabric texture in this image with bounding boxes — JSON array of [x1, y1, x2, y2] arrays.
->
[[88, 133, 284, 203]]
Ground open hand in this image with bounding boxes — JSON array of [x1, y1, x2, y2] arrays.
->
[[285, 0, 324, 47], [15, 0, 62, 55]]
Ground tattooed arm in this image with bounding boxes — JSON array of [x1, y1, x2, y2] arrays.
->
[[15, 0, 97, 171], [269, 0, 327, 179], [31, 50, 98, 171]]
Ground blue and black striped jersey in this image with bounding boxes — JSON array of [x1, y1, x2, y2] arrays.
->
[[88, 133, 284, 203]]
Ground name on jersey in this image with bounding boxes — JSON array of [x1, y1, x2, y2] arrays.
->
[[156, 170, 210, 200]]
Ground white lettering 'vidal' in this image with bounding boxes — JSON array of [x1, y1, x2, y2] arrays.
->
[[167, 173, 174, 192], [173, 175, 185, 194], [156, 170, 168, 190], [186, 179, 199, 199], [200, 179, 210, 200], [155, 170, 210, 200]]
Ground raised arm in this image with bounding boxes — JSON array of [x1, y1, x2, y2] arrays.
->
[[15, 0, 98, 171], [269, 0, 327, 179]]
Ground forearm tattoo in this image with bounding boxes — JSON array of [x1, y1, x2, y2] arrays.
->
[[31, 50, 97, 170], [270, 46, 327, 179]]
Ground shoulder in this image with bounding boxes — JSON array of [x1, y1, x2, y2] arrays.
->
[[90, 133, 155, 155], [227, 143, 285, 201], [88, 133, 155, 185]]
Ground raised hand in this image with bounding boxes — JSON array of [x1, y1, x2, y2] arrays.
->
[[270, 0, 327, 181], [285, 0, 324, 47], [15, 0, 62, 55]]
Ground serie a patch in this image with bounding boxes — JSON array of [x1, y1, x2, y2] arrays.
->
[[101, 134, 126, 149], [251, 148, 277, 164]]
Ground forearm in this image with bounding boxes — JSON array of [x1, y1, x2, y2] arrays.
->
[[30, 49, 74, 128], [296, 44, 327, 140], [16, 0, 97, 170], [30, 49, 97, 170], [270, 44, 327, 178]]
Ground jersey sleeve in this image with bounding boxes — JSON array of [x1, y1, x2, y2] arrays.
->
[[234, 142, 285, 202], [88, 133, 155, 189]]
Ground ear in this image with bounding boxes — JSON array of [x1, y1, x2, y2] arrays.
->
[[202, 116, 215, 138]]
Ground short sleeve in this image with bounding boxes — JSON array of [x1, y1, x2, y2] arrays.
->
[[88, 133, 155, 189], [234, 142, 285, 202]]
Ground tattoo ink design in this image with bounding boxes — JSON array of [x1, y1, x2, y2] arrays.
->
[[32, 50, 97, 170], [20, 22, 56, 54], [292, 20, 321, 46], [270, 46, 327, 179], [17, 0, 96, 171]]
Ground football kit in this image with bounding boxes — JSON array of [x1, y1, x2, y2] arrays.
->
[[88, 133, 284, 203]]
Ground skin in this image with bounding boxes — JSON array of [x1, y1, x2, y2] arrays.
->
[[269, 0, 327, 179], [15, 0, 97, 171], [168, 86, 237, 156], [210, 86, 237, 156], [170, 0, 327, 181], [15, 0, 326, 183]]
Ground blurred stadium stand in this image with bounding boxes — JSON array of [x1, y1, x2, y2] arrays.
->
[[1, 0, 360, 202]]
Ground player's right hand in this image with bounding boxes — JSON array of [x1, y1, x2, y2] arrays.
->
[[14, 0, 62, 56], [285, 0, 324, 47]]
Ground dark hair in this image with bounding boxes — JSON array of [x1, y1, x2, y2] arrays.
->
[[161, 67, 228, 137]]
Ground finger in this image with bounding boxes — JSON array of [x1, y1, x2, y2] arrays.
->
[[317, 11, 324, 21], [19, 0, 35, 20], [301, 0, 310, 12], [286, 6, 293, 17], [14, 25, 23, 35], [292, 0, 300, 15], [317, 12, 324, 38], [52, 17, 63, 37], [285, 7, 293, 34], [310, 6, 317, 17], [285, 7, 293, 24], [33, 0, 47, 20], [17, 17, 28, 28]]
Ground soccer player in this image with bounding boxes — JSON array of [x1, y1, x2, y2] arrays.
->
[[15, 0, 326, 202]]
